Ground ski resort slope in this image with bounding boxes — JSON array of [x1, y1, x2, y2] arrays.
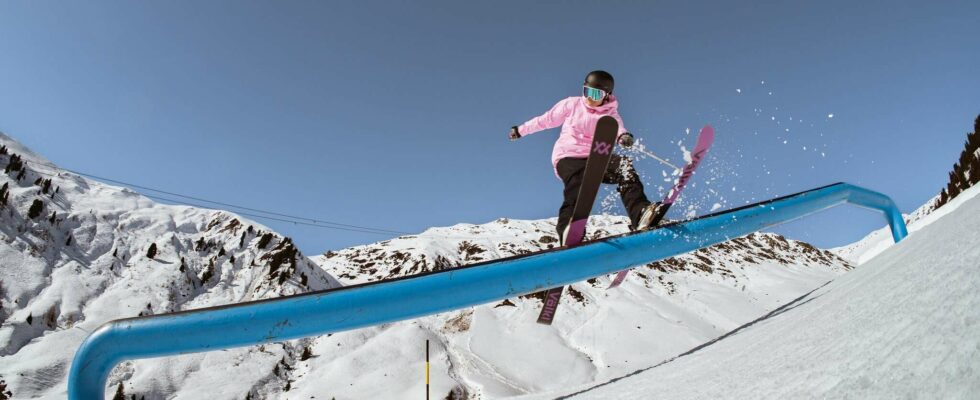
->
[[525, 185, 980, 399]]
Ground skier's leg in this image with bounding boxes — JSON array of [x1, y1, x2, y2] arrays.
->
[[603, 155, 652, 229], [556, 158, 588, 244]]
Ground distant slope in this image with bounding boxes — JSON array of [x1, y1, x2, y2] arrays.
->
[[538, 184, 980, 400]]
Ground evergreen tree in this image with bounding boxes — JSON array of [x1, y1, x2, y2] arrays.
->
[[0, 378, 12, 400], [147, 243, 158, 259], [28, 199, 44, 220], [112, 383, 125, 400], [200, 260, 214, 283], [257, 232, 274, 249], [936, 114, 980, 208], [4, 154, 21, 173], [0, 183, 8, 207], [969, 153, 980, 185]]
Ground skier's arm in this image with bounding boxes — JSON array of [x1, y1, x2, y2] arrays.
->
[[515, 98, 574, 138], [612, 111, 629, 138], [612, 111, 633, 147]]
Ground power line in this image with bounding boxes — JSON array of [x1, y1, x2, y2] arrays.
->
[[22, 158, 549, 241], [25, 164, 564, 241], [142, 194, 406, 236], [26, 161, 411, 236]]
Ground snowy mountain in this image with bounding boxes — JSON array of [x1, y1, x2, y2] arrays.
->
[[0, 132, 851, 399], [523, 180, 980, 400], [307, 217, 851, 399], [0, 133, 340, 398]]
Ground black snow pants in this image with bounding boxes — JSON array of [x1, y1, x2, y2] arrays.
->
[[555, 154, 651, 242]]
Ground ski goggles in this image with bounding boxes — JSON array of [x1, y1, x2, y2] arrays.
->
[[583, 85, 608, 102]]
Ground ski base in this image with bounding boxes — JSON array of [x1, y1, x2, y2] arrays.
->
[[535, 116, 619, 325], [608, 124, 715, 289]]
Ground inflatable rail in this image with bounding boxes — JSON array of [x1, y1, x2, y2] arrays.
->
[[68, 182, 907, 398]]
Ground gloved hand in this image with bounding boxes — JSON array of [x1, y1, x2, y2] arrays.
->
[[618, 132, 634, 147], [509, 126, 521, 141]]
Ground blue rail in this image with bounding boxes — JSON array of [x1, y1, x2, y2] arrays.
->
[[68, 182, 907, 398]]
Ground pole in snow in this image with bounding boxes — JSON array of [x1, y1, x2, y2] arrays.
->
[[426, 339, 430, 400]]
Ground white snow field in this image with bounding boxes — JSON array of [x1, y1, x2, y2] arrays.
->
[[523, 184, 980, 399]]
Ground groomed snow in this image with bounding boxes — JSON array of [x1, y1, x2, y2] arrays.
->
[[524, 184, 980, 399]]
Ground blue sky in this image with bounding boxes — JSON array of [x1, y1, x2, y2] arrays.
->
[[2, 1, 978, 253]]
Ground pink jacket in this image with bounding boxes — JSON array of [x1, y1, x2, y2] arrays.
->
[[518, 95, 628, 178]]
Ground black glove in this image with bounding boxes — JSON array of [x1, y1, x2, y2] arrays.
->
[[618, 132, 634, 147], [509, 126, 521, 141]]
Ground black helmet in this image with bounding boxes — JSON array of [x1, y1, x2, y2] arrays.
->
[[584, 70, 615, 94]]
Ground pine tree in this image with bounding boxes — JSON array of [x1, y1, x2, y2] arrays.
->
[[257, 233, 274, 249], [28, 199, 44, 220], [973, 115, 980, 144], [200, 260, 214, 283], [4, 154, 21, 173], [969, 153, 980, 185], [936, 114, 980, 208], [112, 383, 125, 400], [0, 378, 12, 400], [147, 243, 158, 259]]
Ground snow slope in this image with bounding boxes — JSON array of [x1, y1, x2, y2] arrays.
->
[[308, 217, 851, 399], [530, 184, 980, 399], [0, 132, 852, 399], [831, 193, 940, 265], [0, 133, 341, 398]]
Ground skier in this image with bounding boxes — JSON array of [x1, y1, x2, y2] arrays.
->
[[509, 70, 662, 244]]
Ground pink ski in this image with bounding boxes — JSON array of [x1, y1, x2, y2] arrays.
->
[[608, 125, 715, 289]]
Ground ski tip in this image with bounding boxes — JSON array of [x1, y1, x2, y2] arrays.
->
[[698, 124, 715, 145], [701, 124, 714, 136]]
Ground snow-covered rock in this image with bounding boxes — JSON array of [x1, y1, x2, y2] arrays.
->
[[0, 133, 340, 398]]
